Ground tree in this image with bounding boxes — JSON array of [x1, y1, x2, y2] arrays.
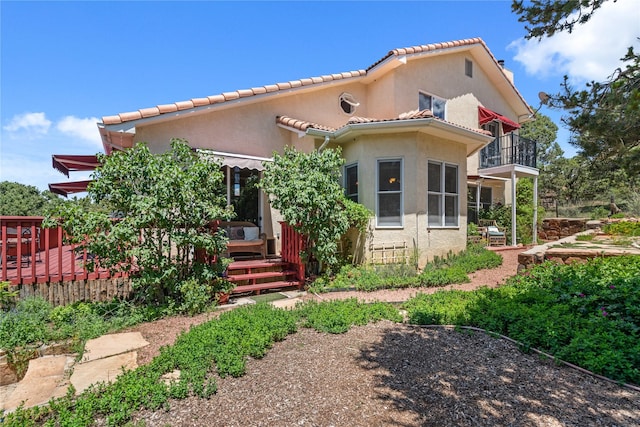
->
[[512, 0, 610, 39], [0, 181, 63, 216], [46, 139, 233, 305], [259, 146, 351, 275], [512, 0, 640, 178], [520, 111, 560, 168]]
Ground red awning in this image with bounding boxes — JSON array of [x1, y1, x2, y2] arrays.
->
[[48, 180, 92, 197], [478, 106, 520, 133], [52, 154, 100, 177]]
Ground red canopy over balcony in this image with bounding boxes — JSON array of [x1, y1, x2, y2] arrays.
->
[[478, 106, 520, 133], [48, 180, 92, 197], [52, 154, 100, 177]]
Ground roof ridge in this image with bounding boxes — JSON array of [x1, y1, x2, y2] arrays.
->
[[102, 70, 366, 125], [102, 37, 530, 127]]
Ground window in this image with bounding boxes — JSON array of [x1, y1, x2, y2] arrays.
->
[[377, 159, 403, 227], [339, 92, 359, 115], [427, 161, 459, 227], [465, 59, 473, 77], [419, 92, 446, 119], [344, 163, 358, 202]]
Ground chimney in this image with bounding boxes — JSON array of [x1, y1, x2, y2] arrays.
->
[[497, 59, 514, 84]]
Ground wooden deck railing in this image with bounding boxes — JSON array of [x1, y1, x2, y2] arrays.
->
[[1, 216, 126, 286], [2, 216, 306, 289], [279, 221, 305, 281]]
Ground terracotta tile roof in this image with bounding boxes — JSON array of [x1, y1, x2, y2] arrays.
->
[[367, 37, 485, 71], [102, 70, 367, 125], [275, 116, 336, 133], [277, 110, 493, 137], [102, 37, 528, 127]]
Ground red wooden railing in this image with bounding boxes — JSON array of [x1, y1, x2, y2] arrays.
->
[[1, 216, 126, 286], [279, 221, 306, 281], [2, 216, 306, 287]]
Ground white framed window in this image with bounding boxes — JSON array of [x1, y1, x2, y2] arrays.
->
[[344, 163, 358, 202], [419, 91, 446, 119], [376, 158, 403, 227], [427, 160, 459, 227]]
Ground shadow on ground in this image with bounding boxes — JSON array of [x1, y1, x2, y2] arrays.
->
[[357, 326, 640, 426]]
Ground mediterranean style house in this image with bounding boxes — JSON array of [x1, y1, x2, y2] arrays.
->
[[51, 38, 538, 267]]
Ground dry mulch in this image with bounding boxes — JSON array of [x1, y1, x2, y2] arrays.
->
[[128, 248, 640, 426]]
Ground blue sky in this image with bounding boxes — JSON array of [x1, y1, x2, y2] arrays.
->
[[1, 1, 638, 193]]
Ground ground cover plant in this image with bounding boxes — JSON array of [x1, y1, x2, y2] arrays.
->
[[0, 298, 164, 379], [1, 299, 401, 426], [604, 221, 640, 237], [309, 243, 502, 292], [404, 255, 640, 385]]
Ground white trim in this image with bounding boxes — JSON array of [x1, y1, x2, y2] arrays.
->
[[375, 157, 404, 228], [427, 159, 460, 227]]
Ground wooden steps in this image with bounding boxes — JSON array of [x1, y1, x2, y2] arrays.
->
[[227, 258, 303, 295]]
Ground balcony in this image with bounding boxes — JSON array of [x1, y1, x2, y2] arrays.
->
[[479, 133, 537, 170]]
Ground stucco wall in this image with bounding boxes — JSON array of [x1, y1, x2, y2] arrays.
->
[[341, 132, 468, 267], [122, 46, 525, 257]]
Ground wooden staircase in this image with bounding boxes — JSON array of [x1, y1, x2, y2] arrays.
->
[[227, 258, 304, 295]]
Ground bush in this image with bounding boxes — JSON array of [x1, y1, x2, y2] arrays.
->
[[0, 297, 52, 350], [604, 221, 640, 237]]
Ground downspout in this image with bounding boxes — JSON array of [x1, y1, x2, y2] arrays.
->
[[318, 136, 331, 151]]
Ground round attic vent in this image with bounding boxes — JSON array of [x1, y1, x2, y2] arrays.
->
[[339, 92, 359, 115]]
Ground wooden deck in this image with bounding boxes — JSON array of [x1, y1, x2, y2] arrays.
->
[[1, 243, 123, 286], [2, 217, 307, 301]]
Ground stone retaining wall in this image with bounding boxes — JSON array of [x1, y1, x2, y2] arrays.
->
[[520, 221, 640, 272], [538, 218, 588, 241]]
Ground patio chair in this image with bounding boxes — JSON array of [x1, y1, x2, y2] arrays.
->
[[478, 220, 507, 246]]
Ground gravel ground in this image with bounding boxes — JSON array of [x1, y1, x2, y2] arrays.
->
[[128, 248, 640, 426]]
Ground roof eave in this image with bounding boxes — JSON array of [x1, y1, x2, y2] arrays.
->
[[307, 119, 492, 156]]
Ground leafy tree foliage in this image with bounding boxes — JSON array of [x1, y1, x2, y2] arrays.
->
[[259, 147, 352, 274], [0, 181, 63, 216], [520, 112, 560, 168], [512, 0, 610, 39], [45, 139, 233, 304], [513, 0, 640, 179]]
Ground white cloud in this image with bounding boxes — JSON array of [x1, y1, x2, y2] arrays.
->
[[510, 0, 639, 83], [3, 112, 51, 136], [56, 116, 102, 149]]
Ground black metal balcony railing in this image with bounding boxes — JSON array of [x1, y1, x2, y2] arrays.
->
[[479, 133, 537, 169]]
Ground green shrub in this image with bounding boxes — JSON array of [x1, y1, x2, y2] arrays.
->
[[0, 281, 18, 311], [0, 297, 52, 350], [178, 278, 215, 316]]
